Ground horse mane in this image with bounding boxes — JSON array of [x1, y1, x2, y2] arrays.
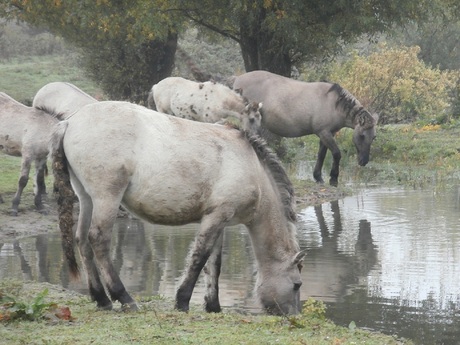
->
[[328, 83, 361, 116], [35, 105, 66, 119], [244, 131, 297, 223]]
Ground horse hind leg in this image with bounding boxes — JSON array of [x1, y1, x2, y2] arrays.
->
[[203, 231, 224, 313], [68, 171, 112, 310], [87, 198, 137, 311], [33, 158, 48, 214], [11, 156, 32, 216]]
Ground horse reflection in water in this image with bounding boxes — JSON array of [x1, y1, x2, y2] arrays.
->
[[299, 200, 378, 301], [50, 101, 304, 315]]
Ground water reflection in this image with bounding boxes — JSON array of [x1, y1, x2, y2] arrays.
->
[[297, 187, 460, 345], [1, 187, 460, 344], [297, 200, 379, 302]]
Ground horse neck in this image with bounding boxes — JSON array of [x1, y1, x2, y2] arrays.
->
[[343, 104, 365, 129], [222, 93, 246, 116], [246, 201, 299, 269]]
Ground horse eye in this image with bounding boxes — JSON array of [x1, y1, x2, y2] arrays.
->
[[297, 262, 303, 272], [294, 282, 302, 291]]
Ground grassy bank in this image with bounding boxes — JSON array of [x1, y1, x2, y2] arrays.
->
[[0, 280, 409, 345]]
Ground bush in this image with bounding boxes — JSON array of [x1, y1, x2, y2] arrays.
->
[[305, 45, 460, 124]]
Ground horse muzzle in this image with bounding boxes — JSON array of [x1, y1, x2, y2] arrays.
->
[[358, 155, 369, 166]]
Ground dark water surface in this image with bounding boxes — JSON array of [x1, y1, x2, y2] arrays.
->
[[1, 186, 459, 344]]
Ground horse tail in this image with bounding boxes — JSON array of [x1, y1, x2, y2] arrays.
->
[[147, 88, 156, 110], [244, 132, 297, 222], [49, 121, 80, 279]]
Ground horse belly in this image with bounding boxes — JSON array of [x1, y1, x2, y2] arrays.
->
[[122, 182, 206, 225]]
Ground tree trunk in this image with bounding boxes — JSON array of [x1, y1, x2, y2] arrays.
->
[[238, 6, 291, 77]]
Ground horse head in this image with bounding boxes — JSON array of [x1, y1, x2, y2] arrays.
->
[[353, 110, 379, 166], [256, 250, 306, 315], [241, 101, 262, 135]]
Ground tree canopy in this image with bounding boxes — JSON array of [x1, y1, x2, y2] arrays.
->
[[0, 0, 458, 99]]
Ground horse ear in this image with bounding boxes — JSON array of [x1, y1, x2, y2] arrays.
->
[[292, 250, 306, 272], [292, 250, 306, 265], [258, 102, 263, 110], [357, 111, 375, 128]]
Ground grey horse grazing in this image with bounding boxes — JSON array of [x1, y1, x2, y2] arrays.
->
[[233, 70, 379, 186], [33, 81, 98, 120], [0, 92, 59, 215], [148, 77, 263, 135], [50, 101, 304, 315]]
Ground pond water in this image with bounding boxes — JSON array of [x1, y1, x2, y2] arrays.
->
[[1, 185, 459, 345]]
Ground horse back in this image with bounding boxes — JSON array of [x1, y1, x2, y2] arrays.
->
[[233, 71, 343, 137], [63, 101, 262, 225], [1, 93, 58, 156]]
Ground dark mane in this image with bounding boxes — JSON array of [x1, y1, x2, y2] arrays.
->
[[244, 131, 297, 222], [35, 105, 65, 119], [328, 83, 360, 116]]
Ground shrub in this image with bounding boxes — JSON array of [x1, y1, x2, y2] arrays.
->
[[305, 45, 460, 124]]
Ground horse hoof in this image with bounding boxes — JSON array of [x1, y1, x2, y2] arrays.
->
[[121, 302, 139, 312], [97, 302, 113, 311], [10, 210, 18, 216], [174, 302, 190, 313], [38, 208, 49, 215], [205, 303, 222, 313]]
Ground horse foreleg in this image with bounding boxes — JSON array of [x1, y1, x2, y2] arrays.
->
[[33, 159, 48, 214], [203, 231, 224, 313], [176, 216, 226, 312], [11, 157, 31, 216], [316, 132, 341, 186], [313, 140, 328, 184], [328, 145, 341, 187]]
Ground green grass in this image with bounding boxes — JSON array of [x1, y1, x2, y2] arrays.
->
[[0, 154, 24, 194], [0, 54, 104, 104]]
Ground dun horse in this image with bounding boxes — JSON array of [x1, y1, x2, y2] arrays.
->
[[50, 101, 304, 315], [148, 76, 262, 135], [0, 92, 59, 215], [233, 70, 379, 186], [33, 81, 98, 120]]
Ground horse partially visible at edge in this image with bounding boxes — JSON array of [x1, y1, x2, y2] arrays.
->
[[233, 70, 379, 186], [148, 76, 262, 135], [0, 92, 59, 215], [50, 101, 304, 315], [33, 81, 98, 120]]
